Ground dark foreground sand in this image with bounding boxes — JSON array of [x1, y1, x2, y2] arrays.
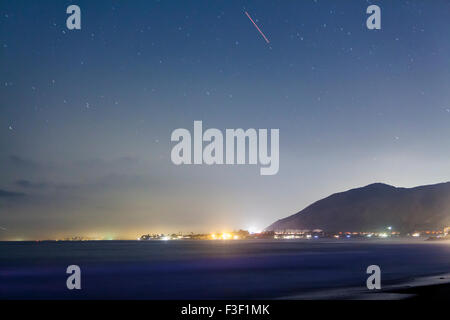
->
[[389, 282, 450, 300], [285, 273, 450, 300], [383, 273, 450, 300]]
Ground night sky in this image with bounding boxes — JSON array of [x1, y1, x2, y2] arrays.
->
[[1, 0, 450, 240]]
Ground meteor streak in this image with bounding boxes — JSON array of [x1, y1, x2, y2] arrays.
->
[[244, 11, 270, 44]]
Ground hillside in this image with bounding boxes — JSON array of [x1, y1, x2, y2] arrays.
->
[[266, 182, 450, 233]]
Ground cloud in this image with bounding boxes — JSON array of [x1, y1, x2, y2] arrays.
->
[[72, 156, 139, 170], [15, 180, 49, 189], [14, 172, 160, 194], [0, 189, 26, 198], [8, 155, 40, 169]]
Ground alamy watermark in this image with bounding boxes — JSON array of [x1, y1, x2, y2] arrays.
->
[[171, 121, 279, 175], [366, 5, 381, 30], [366, 265, 381, 290], [66, 265, 81, 290]]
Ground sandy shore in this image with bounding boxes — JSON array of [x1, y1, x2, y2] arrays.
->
[[385, 273, 450, 300], [283, 273, 450, 300]]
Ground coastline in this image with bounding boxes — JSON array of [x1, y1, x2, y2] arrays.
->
[[386, 273, 450, 300], [283, 273, 450, 300]]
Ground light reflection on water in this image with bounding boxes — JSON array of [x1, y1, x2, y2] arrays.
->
[[1, 239, 449, 299]]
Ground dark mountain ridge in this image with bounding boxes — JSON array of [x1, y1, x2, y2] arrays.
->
[[266, 182, 450, 233]]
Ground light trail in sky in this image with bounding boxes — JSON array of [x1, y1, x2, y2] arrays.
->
[[244, 11, 270, 44]]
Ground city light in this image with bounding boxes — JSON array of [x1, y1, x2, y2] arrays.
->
[[136, 226, 450, 242], [221, 233, 232, 240], [248, 226, 262, 234]]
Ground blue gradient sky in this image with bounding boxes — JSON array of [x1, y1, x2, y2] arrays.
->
[[1, 0, 450, 239]]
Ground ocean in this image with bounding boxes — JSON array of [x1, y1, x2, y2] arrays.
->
[[1, 239, 450, 299]]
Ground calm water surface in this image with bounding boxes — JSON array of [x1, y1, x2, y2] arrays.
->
[[1, 239, 449, 299]]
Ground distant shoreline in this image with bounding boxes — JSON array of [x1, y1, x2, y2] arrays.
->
[[0, 237, 448, 243]]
